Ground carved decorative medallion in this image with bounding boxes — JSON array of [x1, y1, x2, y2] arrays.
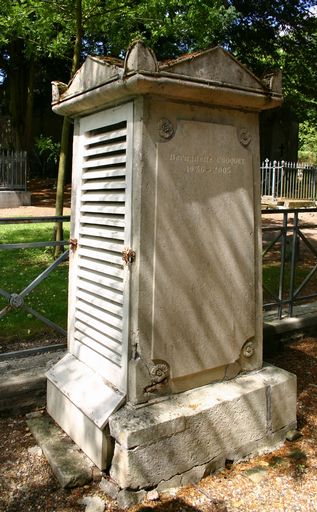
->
[[158, 118, 175, 140], [238, 127, 252, 147], [150, 361, 170, 383], [242, 340, 255, 358]]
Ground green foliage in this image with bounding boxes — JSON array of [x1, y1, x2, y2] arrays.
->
[[298, 121, 317, 164], [229, 1, 317, 123], [0, 223, 69, 342], [35, 135, 60, 164], [0, 0, 316, 160]]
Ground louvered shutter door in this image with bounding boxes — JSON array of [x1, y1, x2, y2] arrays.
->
[[70, 104, 133, 394]]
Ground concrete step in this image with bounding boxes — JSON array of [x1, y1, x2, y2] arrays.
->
[[0, 350, 64, 416]]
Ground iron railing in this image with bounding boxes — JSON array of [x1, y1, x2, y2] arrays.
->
[[0, 150, 28, 191], [262, 207, 317, 319], [261, 159, 317, 202], [0, 216, 70, 345]]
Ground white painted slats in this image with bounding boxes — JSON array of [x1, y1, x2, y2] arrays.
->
[[75, 310, 122, 343], [85, 126, 127, 146], [81, 191, 125, 202], [80, 204, 126, 215], [74, 321, 122, 357], [74, 329, 122, 365], [79, 225, 124, 240], [78, 246, 122, 266], [83, 141, 126, 157], [76, 288, 123, 318], [77, 275, 124, 306], [81, 179, 126, 190], [78, 256, 123, 279], [77, 267, 124, 293], [80, 213, 125, 228], [76, 299, 123, 330], [82, 154, 126, 168], [82, 167, 126, 180], [71, 104, 133, 394], [79, 236, 123, 254]]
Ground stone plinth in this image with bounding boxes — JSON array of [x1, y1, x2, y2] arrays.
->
[[0, 191, 31, 208], [109, 365, 297, 490]]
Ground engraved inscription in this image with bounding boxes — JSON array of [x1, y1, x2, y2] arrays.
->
[[169, 152, 246, 176]]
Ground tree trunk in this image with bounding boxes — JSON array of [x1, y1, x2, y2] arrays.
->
[[54, 0, 83, 257], [24, 58, 35, 154]]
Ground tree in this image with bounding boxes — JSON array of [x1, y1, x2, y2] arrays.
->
[[228, 1, 317, 123], [0, 0, 74, 151]]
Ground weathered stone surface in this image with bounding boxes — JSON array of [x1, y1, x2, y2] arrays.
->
[[78, 496, 106, 512], [0, 191, 31, 209], [27, 414, 93, 488], [99, 477, 120, 500], [27, 445, 43, 457], [117, 489, 147, 509], [264, 364, 297, 432], [147, 489, 160, 501], [110, 366, 297, 489], [286, 430, 302, 442]]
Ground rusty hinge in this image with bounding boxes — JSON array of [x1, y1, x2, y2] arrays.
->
[[69, 238, 78, 251], [122, 248, 136, 265]]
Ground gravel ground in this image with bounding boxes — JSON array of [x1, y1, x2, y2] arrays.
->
[[1, 337, 317, 512]]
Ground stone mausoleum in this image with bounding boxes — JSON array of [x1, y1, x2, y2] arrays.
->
[[47, 41, 297, 495]]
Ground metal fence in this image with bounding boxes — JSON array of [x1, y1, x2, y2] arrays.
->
[[0, 150, 28, 191], [261, 159, 317, 202], [0, 216, 70, 358], [263, 207, 317, 319]]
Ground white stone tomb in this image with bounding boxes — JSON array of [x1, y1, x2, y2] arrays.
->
[[47, 42, 296, 488]]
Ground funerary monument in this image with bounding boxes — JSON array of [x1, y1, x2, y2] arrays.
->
[[47, 41, 296, 495]]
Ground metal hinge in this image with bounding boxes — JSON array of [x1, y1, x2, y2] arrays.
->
[[122, 248, 136, 265], [69, 238, 78, 251]]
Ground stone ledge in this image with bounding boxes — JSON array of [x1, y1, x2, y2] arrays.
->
[[27, 413, 94, 488], [109, 365, 296, 489]]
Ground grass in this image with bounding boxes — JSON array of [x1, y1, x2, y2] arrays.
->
[[0, 221, 69, 344], [263, 260, 317, 303]]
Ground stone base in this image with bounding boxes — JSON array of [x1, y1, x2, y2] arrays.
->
[[0, 191, 31, 208], [109, 364, 297, 490], [47, 379, 114, 470]]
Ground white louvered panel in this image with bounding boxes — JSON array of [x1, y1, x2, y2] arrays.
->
[[79, 225, 125, 240], [77, 275, 124, 305], [81, 179, 126, 190], [70, 105, 132, 394], [75, 310, 122, 343], [80, 204, 126, 215], [74, 334, 122, 368], [79, 236, 123, 254], [78, 246, 123, 266], [82, 154, 126, 168], [82, 191, 125, 202], [80, 214, 125, 228], [74, 321, 122, 358], [76, 288, 123, 318], [86, 126, 127, 145], [83, 141, 127, 157], [77, 257, 123, 279], [76, 299, 123, 330], [77, 267, 124, 293], [82, 168, 126, 180]]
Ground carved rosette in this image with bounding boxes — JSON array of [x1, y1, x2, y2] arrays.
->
[[242, 340, 255, 358], [149, 360, 170, 384], [158, 118, 175, 141], [238, 127, 252, 147]]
